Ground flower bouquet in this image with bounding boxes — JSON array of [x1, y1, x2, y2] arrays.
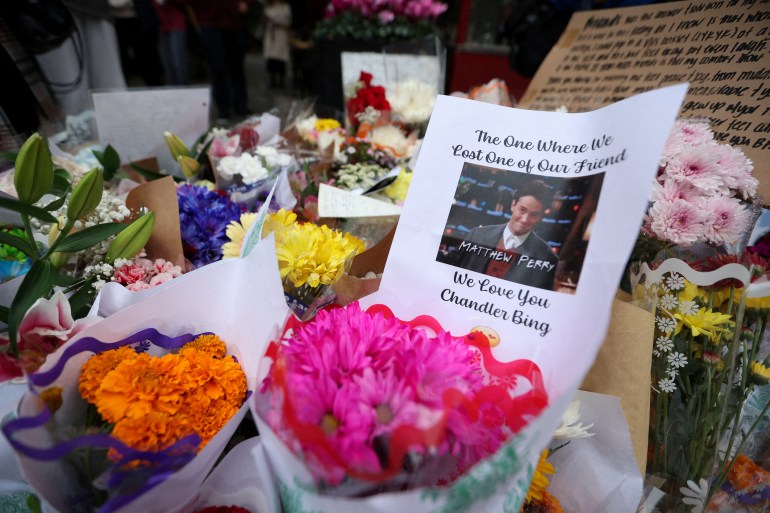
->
[[212, 146, 297, 210], [314, 0, 448, 42], [2, 235, 289, 512], [631, 257, 770, 512], [223, 210, 365, 320], [252, 301, 552, 511]]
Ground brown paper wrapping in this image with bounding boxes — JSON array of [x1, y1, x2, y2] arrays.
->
[[333, 228, 395, 305], [581, 294, 655, 474], [125, 176, 185, 267]]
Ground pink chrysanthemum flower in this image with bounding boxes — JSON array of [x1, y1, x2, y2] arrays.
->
[[700, 195, 749, 246], [444, 403, 507, 473], [649, 199, 706, 244], [650, 178, 700, 204], [661, 120, 713, 165], [712, 144, 757, 199], [665, 146, 724, 193]]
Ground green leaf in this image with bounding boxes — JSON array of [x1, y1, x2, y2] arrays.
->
[[8, 260, 58, 351], [68, 281, 96, 319], [130, 163, 181, 182], [50, 169, 71, 196], [42, 188, 70, 211], [0, 151, 17, 163], [56, 223, 126, 253], [0, 195, 57, 223], [55, 274, 78, 287], [97, 145, 121, 181], [0, 230, 36, 257]]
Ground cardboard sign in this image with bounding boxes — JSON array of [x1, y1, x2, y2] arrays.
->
[[520, 0, 770, 199]]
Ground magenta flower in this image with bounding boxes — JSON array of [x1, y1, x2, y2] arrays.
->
[[378, 9, 395, 23]]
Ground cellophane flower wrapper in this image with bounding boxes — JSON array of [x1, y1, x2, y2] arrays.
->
[[251, 302, 564, 513], [631, 257, 770, 511], [2, 237, 289, 513]]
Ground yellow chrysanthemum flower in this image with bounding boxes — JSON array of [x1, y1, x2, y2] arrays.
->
[[674, 307, 734, 340], [384, 168, 413, 202], [732, 288, 770, 311], [263, 209, 298, 239], [314, 118, 341, 132], [678, 281, 706, 304], [750, 361, 770, 384], [222, 212, 257, 259], [525, 449, 554, 504]]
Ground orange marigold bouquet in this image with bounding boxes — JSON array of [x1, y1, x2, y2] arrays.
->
[[3, 330, 248, 513]]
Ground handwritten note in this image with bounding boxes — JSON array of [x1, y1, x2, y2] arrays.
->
[[318, 184, 402, 218], [520, 0, 770, 199]]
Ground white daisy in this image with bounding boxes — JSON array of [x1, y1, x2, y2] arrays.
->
[[668, 351, 688, 368], [667, 367, 679, 379], [660, 293, 678, 310], [658, 377, 677, 393], [679, 299, 699, 316], [657, 316, 676, 334], [655, 336, 674, 353], [680, 478, 709, 513], [666, 273, 686, 290]]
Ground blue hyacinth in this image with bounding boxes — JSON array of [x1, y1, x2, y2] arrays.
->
[[177, 184, 243, 268]]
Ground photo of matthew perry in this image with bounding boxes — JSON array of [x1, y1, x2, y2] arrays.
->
[[436, 164, 605, 294]]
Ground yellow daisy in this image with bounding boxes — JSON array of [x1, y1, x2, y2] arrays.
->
[[674, 307, 734, 340], [222, 212, 256, 259], [524, 449, 554, 504]]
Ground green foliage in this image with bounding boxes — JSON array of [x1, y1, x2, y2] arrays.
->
[[314, 11, 439, 41]]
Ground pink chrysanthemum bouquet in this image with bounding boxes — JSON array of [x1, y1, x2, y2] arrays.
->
[[254, 302, 547, 495], [644, 119, 758, 249]]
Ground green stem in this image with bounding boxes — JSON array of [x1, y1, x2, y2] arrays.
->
[[44, 219, 75, 257], [21, 214, 40, 260]]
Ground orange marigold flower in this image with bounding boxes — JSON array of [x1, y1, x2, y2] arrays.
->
[[79, 346, 141, 404], [728, 453, 770, 492], [186, 398, 241, 449], [111, 411, 196, 454], [182, 334, 227, 359], [183, 352, 246, 410], [94, 353, 192, 423]]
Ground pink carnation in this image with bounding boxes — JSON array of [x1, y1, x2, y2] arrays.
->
[[112, 256, 182, 291]]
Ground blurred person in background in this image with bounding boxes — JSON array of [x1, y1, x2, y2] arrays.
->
[[153, 0, 190, 85], [191, 0, 254, 121], [263, 0, 291, 89]]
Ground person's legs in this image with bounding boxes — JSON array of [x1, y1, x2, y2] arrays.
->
[[223, 29, 248, 115], [168, 30, 188, 85], [157, 32, 174, 84], [200, 27, 230, 118]]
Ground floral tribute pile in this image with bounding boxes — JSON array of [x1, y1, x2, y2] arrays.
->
[[256, 302, 548, 493]]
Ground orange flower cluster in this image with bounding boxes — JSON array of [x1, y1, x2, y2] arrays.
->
[[78, 334, 246, 455]]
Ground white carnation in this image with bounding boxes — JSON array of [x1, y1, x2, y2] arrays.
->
[[388, 79, 437, 124]]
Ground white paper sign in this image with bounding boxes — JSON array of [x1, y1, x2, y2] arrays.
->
[[92, 88, 210, 175], [341, 53, 443, 94], [318, 183, 402, 218], [372, 86, 687, 399]]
